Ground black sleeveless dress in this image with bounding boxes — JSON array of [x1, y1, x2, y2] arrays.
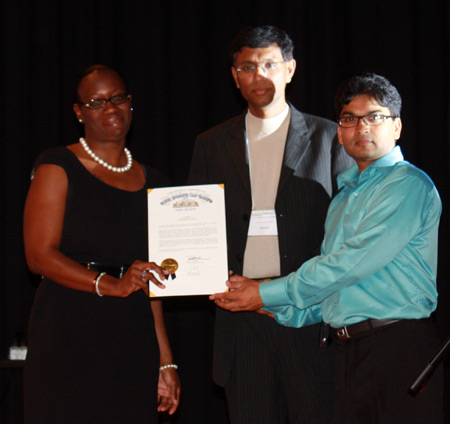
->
[[23, 147, 169, 423]]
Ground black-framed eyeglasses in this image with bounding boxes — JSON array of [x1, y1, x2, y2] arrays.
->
[[78, 93, 131, 110], [338, 113, 395, 128], [235, 61, 285, 74]]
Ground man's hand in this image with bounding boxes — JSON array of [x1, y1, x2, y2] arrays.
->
[[209, 274, 264, 311]]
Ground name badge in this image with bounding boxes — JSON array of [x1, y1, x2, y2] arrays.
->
[[247, 210, 278, 236]]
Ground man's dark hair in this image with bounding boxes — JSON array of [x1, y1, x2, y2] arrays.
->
[[229, 25, 294, 65], [73, 64, 127, 103], [335, 73, 402, 118]]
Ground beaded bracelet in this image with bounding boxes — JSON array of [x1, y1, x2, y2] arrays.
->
[[95, 272, 106, 297], [159, 364, 178, 372]]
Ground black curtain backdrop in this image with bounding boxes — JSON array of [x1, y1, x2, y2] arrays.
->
[[1, 1, 449, 423]]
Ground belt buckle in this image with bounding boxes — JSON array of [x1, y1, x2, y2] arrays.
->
[[337, 326, 350, 340]]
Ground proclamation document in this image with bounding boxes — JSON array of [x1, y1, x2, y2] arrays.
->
[[147, 184, 228, 297]]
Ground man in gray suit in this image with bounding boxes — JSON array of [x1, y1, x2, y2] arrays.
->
[[188, 25, 353, 423]]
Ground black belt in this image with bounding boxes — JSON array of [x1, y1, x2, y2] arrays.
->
[[82, 262, 130, 278], [332, 319, 401, 340]]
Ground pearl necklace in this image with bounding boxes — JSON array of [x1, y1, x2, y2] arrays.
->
[[79, 137, 133, 173]]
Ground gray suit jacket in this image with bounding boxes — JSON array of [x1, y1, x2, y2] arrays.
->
[[188, 104, 354, 386]]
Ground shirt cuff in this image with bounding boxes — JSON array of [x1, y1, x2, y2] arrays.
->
[[259, 276, 293, 307]]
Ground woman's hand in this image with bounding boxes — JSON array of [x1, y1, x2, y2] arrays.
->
[[157, 367, 180, 415], [109, 260, 169, 297]]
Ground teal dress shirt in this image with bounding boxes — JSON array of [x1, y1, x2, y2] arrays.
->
[[260, 146, 441, 328]]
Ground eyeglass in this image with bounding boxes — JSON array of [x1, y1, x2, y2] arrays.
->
[[78, 93, 131, 110], [235, 61, 285, 74], [338, 113, 395, 128]]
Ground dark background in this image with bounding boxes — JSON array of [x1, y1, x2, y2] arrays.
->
[[1, 0, 449, 423]]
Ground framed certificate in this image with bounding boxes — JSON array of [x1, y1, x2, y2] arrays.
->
[[147, 184, 228, 297]]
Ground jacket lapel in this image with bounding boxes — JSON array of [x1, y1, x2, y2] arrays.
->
[[225, 111, 251, 195], [278, 105, 311, 193]]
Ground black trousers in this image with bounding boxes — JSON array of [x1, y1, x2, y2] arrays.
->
[[224, 313, 335, 424], [331, 319, 443, 424]]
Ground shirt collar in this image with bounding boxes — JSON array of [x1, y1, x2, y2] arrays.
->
[[372, 145, 404, 167], [338, 145, 405, 188]]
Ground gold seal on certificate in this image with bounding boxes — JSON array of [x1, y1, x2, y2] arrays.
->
[[161, 258, 178, 280]]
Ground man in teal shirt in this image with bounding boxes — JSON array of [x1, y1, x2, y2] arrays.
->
[[211, 73, 443, 423]]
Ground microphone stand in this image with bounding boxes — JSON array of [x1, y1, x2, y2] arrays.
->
[[408, 334, 450, 396]]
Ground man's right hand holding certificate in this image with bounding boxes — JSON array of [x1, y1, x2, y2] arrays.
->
[[210, 274, 265, 313]]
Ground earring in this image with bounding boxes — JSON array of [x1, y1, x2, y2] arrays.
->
[[130, 107, 134, 111], [79, 119, 83, 123]]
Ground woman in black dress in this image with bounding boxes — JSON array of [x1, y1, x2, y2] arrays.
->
[[23, 64, 180, 423]]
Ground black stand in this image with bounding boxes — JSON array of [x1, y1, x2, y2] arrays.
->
[[408, 334, 450, 396]]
